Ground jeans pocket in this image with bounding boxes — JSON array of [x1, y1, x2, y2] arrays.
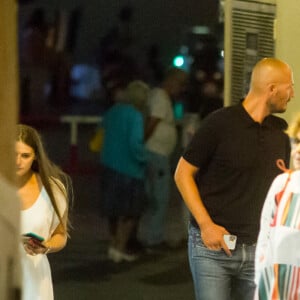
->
[[189, 226, 222, 258]]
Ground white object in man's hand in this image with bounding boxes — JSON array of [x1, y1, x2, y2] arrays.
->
[[224, 234, 237, 250]]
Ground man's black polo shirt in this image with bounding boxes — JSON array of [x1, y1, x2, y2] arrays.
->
[[183, 104, 290, 243]]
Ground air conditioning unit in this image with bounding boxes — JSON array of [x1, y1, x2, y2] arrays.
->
[[224, 0, 276, 106]]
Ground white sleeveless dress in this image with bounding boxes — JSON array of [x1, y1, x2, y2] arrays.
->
[[20, 185, 66, 300]]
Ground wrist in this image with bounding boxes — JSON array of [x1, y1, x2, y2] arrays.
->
[[198, 217, 213, 229]]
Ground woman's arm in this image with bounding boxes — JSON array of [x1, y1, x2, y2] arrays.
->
[[43, 208, 68, 254], [144, 115, 160, 140], [44, 179, 69, 254]]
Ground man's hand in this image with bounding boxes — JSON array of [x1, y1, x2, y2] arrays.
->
[[200, 222, 232, 256]]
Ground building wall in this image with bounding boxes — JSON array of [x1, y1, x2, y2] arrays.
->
[[1, 0, 19, 181], [0, 1, 21, 299], [276, 0, 300, 123], [224, 0, 300, 124]]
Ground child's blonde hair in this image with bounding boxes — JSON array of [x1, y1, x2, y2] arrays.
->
[[286, 113, 300, 138]]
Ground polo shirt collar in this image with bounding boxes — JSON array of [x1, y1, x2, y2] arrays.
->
[[237, 103, 287, 130]]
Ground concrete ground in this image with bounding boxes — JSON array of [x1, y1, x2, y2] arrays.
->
[[50, 176, 194, 300], [31, 116, 195, 300]]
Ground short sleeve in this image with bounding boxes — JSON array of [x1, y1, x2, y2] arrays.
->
[[183, 113, 220, 168]]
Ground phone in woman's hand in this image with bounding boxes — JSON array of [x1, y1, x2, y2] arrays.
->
[[23, 232, 44, 241], [22, 232, 46, 248]]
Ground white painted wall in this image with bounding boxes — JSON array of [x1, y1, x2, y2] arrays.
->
[[276, 0, 300, 123], [224, 0, 300, 124]]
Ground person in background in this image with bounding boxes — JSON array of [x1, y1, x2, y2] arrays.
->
[[287, 112, 300, 169], [100, 80, 149, 263], [174, 58, 294, 300], [254, 113, 300, 299], [138, 67, 188, 251], [198, 79, 223, 120], [19, 8, 53, 113], [17, 124, 72, 300]]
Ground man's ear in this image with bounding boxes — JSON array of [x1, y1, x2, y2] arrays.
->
[[268, 82, 277, 94]]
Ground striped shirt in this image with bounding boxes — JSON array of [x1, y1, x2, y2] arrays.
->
[[255, 170, 300, 299]]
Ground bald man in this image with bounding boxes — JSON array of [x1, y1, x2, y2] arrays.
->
[[174, 58, 294, 300]]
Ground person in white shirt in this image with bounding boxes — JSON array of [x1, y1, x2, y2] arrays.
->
[[139, 67, 187, 250]]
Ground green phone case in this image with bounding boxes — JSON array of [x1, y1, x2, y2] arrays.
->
[[24, 232, 44, 242]]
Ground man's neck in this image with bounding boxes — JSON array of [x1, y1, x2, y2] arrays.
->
[[242, 96, 270, 123]]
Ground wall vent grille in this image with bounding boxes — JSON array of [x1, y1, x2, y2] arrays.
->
[[230, 1, 276, 104]]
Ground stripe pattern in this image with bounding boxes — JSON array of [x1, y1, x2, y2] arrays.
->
[[256, 171, 300, 299]]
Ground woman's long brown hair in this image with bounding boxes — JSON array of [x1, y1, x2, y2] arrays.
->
[[16, 124, 73, 234]]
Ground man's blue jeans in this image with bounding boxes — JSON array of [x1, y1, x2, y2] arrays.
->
[[188, 224, 256, 300]]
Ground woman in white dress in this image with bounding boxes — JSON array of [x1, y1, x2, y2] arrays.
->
[[16, 124, 72, 300]]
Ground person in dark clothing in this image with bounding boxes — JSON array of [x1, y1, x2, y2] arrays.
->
[[198, 79, 223, 120], [174, 57, 294, 300]]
